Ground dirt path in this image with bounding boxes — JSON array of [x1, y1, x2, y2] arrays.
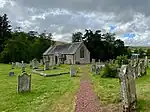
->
[[75, 65, 101, 112]]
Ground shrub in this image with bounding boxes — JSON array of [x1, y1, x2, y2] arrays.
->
[[101, 63, 118, 78]]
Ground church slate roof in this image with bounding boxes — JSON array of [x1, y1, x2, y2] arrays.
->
[[43, 42, 83, 55]]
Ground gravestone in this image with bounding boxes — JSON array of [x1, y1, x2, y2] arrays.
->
[[32, 59, 39, 69], [119, 65, 137, 112], [91, 64, 96, 72], [70, 65, 76, 77], [95, 65, 100, 75], [29, 61, 32, 68], [21, 63, 25, 72], [137, 62, 141, 77], [9, 72, 14, 76], [144, 56, 148, 68], [18, 72, 31, 93], [133, 64, 138, 79], [44, 61, 49, 70], [12, 62, 15, 69], [92, 59, 95, 63], [140, 61, 146, 75], [16, 62, 19, 68], [40, 59, 43, 66]]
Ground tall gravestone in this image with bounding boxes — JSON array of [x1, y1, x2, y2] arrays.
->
[[21, 63, 25, 72], [12, 62, 15, 69], [144, 56, 148, 68], [140, 60, 146, 76], [44, 61, 49, 70], [95, 65, 100, 75], [18, 72, 31, 93], [91, 64, 96, 73], [70, 65, 76, 77], [119, 65, 137, 112]]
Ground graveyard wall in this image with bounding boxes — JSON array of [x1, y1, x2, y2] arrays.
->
[[74, 43, 90, 64]]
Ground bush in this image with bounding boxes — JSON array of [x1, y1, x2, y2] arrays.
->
[[101, 63, 118, 78]]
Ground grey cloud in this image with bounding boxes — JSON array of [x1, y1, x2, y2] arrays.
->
[[17, 0, 150, 15], [1, 0, 150, 46]]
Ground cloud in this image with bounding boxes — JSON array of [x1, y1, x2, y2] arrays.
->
[[0, 0, 150, 46]]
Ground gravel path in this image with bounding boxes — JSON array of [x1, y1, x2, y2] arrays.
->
[[75, 66, 101, 112]]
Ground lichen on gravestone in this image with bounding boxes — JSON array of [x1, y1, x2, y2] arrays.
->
[[18, 72, 31, 93]]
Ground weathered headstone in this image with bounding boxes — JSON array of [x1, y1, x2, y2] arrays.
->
[[32, 59, 39, 69], [29, 61, 32, 68], [70, 65, 76, 77], [95, 65, 100, 75], [91, 64, 96, 72], [133, 64, 138, 79], [144, 56, 148, 68], [140, 61, 146, 75], [9, 72, 14, 76], [92, 59, 95, 63], [18, 72, 31, 93], [119, 65, 137, 112], [44, 61, 49, 70], [21, 63, 25, 72], [12, 62, 15, 69], [40, 59, 43, 66]]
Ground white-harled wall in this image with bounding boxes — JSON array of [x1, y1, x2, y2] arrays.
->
[[74, 44, 90, 64]]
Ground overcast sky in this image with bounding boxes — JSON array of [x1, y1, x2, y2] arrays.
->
[[0, 0, 150, 46]]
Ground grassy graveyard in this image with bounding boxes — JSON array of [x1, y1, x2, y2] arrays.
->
[[0, 64, 81, 112], [90, 65, 150, 111]]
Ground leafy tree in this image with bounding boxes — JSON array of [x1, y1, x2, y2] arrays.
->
[[72, 32, 83, 42], [0, 14, 12, 53], [146, 49, 150, 56], [75, 29, 128, 61], [138, 48, 145, 58], [133, 49, 138, 53]]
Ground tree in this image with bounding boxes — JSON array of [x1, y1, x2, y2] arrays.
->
[[138, 48, 145, 58], [146, 49, 150, 56], [72, 32, 83, 42], [72, 29, 127, 61], [0, 14, 12, 53], [134, 49, 138, 53]]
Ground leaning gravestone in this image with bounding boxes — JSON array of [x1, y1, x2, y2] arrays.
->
[[9, 72, 14, 76], [18, 72, 31, 93], [119, 65, 137, 112], [70, 65, 76, 77]]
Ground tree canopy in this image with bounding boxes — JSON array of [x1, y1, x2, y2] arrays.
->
[[0, 13, 129, 63], [0, 14, 55, 63], [72, 29, 128, 61]]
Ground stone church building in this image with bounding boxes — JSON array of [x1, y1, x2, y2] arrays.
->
[[43, 42, 90, 65]]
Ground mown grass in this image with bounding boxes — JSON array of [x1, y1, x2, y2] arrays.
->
[[91, 65, 150, 111], [0, 64, 81, 112]]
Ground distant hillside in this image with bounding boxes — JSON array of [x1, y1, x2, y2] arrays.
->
[[54, 41, 67, 45], [129, 46, 150, 49]]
